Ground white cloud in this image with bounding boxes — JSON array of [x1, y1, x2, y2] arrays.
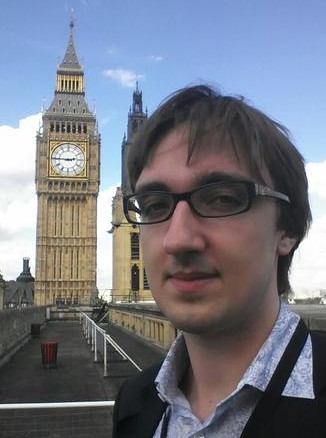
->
[[306, 161, 326, 199], [107, 45, 118, 55], [0, 114, 41, 280], [291, 160, 326, 297], [148, 55, 164, 62], [97, 184, 119, 299], [102, 68, 144, 88], [0, 115, 40, 179]]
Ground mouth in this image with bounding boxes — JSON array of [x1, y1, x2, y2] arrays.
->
[[166, 270, 219, 293]]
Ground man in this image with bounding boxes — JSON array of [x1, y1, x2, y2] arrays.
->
[[113, 85, 326, 437]]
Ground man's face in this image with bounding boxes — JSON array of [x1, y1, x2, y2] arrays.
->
[[136, 125, 291, 336]]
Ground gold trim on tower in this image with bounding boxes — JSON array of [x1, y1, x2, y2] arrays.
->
[[49, 141, 87, 178]]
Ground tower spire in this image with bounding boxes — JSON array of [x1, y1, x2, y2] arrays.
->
[[45, 18, 92, 116], [121, 84, 148, 191], [70, 8, 75, 33], [59, 15, 82, 72]]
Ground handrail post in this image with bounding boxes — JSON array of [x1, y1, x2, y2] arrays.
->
[[94, 327, 98, 362], [87, 318, 91, 345], [83, 315, 87, 336], [103, 336, 108, 377], [91, 322, 95, 352]]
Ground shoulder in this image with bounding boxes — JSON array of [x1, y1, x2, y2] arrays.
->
[[311, 329, 326, 345], [112, 362, 166, 438], [270, 396, 326, 437], [311, 330, 326, 397], [310, 330, 326, 368], [118, 362, 162, 401]]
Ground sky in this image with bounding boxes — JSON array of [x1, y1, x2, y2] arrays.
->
[[0, 0, 325, 299]]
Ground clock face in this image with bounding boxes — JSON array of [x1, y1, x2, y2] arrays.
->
[[51, 143, 85, 176]]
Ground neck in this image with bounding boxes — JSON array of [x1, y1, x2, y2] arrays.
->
[[180, 300, 280, 420]]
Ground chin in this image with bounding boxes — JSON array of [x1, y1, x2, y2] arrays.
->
[[168, 310, 247, 337], [168, 314, 219, 335]]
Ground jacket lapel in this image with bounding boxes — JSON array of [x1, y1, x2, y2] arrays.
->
[[311, 330, 326, 397], [114, 363, 167, 438]]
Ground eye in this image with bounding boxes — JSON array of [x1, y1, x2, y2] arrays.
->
[[136, 194, 171, 220], [195, 184, 247, 214]]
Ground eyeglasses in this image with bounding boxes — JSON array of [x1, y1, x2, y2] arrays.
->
[[123, 180, 290, 225]]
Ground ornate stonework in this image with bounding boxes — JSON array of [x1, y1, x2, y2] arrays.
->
[[35, 21, 100, 306]]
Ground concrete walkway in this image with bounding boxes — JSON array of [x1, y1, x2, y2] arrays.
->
[[0, 320, 165, 438]]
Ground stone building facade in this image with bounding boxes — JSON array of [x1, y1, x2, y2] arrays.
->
[[110, 86, 152, 302], [34, 21, 100, 306]]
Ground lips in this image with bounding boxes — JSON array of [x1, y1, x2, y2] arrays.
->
[[172, 271, 214, 281], [166, 270, 219, 293]]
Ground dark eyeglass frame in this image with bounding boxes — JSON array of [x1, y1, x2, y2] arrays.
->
[[123, 180, 290, 225]]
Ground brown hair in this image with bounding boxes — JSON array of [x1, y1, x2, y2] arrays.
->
[[126, 85, 312, 295]]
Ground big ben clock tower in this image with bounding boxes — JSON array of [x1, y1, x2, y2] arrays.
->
[[35, 21, 100, 307]]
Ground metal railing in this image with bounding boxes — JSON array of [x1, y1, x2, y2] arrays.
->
[[0, 313, 143, 435], [0, 400, 114, 409], [0, 315, 133, 437], [80, 311, 142, 376], [0, 402, 113, 437]]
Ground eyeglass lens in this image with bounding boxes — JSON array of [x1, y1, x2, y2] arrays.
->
[[128, 182, 251, 223]]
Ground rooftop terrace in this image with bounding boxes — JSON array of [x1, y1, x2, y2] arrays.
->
[[0, 318, 164, 437]]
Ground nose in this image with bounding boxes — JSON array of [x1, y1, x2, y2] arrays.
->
[[163, 200, 206, 255]]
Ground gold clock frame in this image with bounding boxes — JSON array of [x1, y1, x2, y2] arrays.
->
[[49, 140, 88, 178]]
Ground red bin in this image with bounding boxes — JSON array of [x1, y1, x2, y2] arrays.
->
[[41, 341, 58, 368]]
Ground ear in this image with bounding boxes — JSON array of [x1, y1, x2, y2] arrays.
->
[[277, 232, 298, 256]]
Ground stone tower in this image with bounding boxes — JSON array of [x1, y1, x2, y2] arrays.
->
[[110, 85, 152, 302], [34, 21, 100, 307], [121, 82, 147, 192]]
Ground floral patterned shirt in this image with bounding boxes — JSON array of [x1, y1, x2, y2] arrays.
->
[[153, 303, 313, 438]]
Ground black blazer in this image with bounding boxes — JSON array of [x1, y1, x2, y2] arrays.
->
[[112, 330, 326, 438]]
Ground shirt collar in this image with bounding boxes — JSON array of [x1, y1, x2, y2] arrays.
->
[[155, 302, 314, 403]]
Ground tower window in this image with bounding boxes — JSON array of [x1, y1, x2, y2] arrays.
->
[[131, 233, 139, 260], [131, 264, 139, 291], [143, 269, 149, 289]]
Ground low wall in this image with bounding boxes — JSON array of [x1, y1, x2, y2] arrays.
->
[[49, 305, 93, 321], [108, 303, 177, 350], [290, 304, 326, 331], [109, 303, 326, 351], [0, 306, 46, 367]]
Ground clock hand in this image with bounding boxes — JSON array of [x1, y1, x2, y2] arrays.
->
[[54, 157, 76, 161]]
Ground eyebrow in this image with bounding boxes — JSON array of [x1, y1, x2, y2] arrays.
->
[[196, 171, 252, 186], [135, 171, 252, 193], [135, 181, 170, 193]]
